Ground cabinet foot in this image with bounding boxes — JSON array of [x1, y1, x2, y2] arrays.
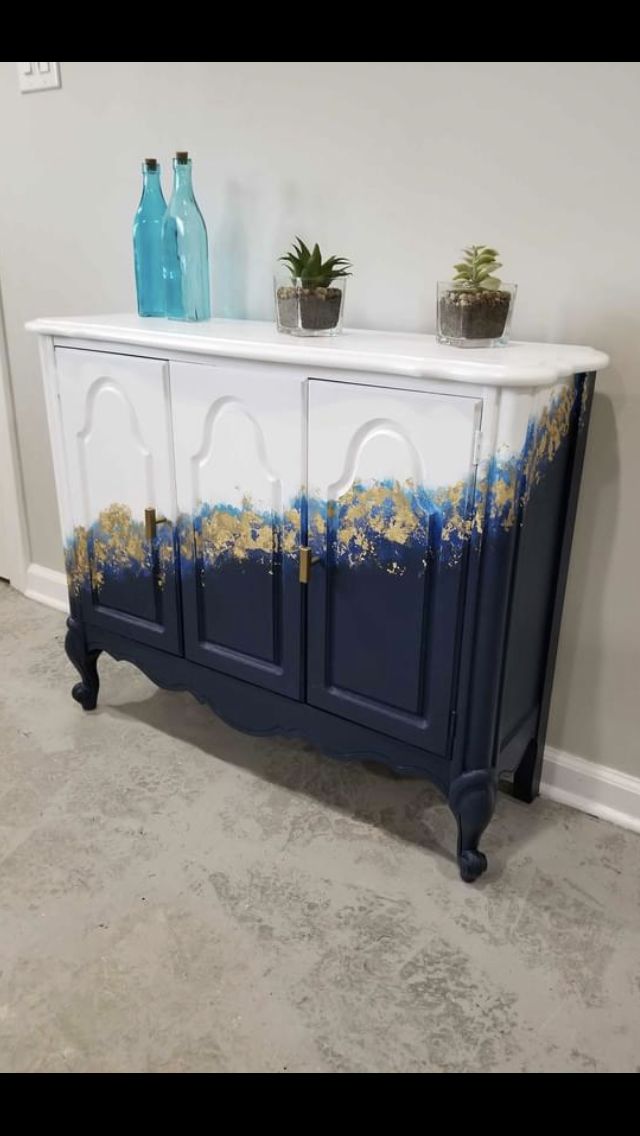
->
[[65, 617, 101, 711], [449, 769, 496, 883], [512, 738, 542, 803], [459, 849, 488, 883]]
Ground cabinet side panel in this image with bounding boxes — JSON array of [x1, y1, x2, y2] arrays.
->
[[499, 374, 585, 755]]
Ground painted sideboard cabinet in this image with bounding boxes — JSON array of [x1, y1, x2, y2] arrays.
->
[[28, 315, 608, 881]]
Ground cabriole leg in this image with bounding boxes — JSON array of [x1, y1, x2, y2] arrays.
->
[[448, 769, 497, 883], [65, 616, 101, 711]]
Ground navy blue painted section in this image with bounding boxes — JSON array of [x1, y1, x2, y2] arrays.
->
[[77, 556, 182, 656], [201, 560, 277, 662], [307, 497, 474, 755], [449, 769, 497, 882], [497, 708, 539, 774], [326, 548, 428, 714], [452, 375, 586, 790], [511, 373, 595, 801], [308, 549, 468, 755], [94, 565, 157, 623], [65, 616, 100, 710], [452, 521, 520, 776], [499, 381, 581, 746], [179, 532, 302, 700], [84, 624, 452, 792]]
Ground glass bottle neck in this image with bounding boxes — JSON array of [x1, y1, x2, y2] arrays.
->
[[142, 166, 164, 197], [172, 160, 194, 199]]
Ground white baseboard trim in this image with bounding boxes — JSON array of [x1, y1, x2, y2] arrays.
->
[[24, 562, 69, 614], [541, 746, 640, 834]]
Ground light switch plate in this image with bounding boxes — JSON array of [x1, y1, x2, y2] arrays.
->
[[18, 62, 61, 93]]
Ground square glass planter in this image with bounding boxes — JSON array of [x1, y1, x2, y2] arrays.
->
[[437, 282, 517, 348], [274, 274, 346, 337]]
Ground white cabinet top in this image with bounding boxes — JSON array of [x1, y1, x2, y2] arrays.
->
[[27, 313, 609, 387]]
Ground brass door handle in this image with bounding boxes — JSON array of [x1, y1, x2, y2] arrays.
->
[[145, 507, 171, 542], [299, 546, 321, 584]]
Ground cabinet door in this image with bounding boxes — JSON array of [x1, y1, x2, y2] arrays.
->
[[307, 379, 481, 754], [172, 362, 303, 698], [56, 347, 181, 653]]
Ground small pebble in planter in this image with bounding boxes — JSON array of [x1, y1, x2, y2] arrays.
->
[[437, 245, 517, 348], [275, 237, 352, 337]]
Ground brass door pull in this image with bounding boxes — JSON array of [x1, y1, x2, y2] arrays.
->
[[145, 507, 171, 542], [299, 546, 321, 584]]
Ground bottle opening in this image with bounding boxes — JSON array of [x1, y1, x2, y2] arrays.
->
[[176, 151, 189, 164], [144, 158, 158, 171]]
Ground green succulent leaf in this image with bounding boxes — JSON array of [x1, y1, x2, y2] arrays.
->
[[450, 244, 504, 289], [280, 237, 353, 285], [294, 237, 311, 260], [475, 264, 502, 283]]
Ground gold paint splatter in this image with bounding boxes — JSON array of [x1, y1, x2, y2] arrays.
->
[[187, 498, 300, 566], [66, 526, 89, 596], [64, 387, 577, 593], [578, 375, 591, 433], [67, 502, 172, 594], [522, 380, 576, 510]]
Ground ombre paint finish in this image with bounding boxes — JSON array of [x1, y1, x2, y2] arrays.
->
[[41, 319, 605, 879], [56, 347, 181, 653], [306, 379, 482, 753], [58, 354, 583, 745], [172, 362, 304, 698]]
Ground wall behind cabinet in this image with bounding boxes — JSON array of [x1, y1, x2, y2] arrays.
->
[[0, 61, 638, 775]]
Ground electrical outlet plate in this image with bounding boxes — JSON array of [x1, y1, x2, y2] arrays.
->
[[17, 62, 61, 93]]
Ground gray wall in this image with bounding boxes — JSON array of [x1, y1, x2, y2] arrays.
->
[[0, 61, 637, 773]]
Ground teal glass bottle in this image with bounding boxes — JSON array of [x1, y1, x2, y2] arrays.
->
[[162, 151, 211, 321], [133, 158, 167, 317]]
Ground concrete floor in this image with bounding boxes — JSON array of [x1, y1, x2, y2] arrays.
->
[[1, 583, 639, 1073]]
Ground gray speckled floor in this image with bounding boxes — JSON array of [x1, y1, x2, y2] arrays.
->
[[0, 583, 639, 1073]]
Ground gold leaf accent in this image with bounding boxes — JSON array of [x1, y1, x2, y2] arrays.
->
[[198, 496, 275, 565], [67, 502, 173, 593], [522, 380, 575, 510], [63, 385, 577, 595]]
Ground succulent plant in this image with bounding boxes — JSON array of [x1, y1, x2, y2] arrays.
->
[[280, 237, 352, 289], [452, 245, 503, 291]]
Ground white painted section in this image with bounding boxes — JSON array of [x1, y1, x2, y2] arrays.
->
[[55, 348, 175, 535], [26, 315, 608, 388], [492, 385, 538, 464], [171, 361, 304, 517], [17, 62, 60, 93], [38, 336, 76, 558], [24, 563, 68, 612], [541, 746, 640, 836], [308, 379, 480, 498]]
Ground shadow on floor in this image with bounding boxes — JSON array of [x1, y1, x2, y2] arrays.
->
[[106, 679, 555, 879]]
